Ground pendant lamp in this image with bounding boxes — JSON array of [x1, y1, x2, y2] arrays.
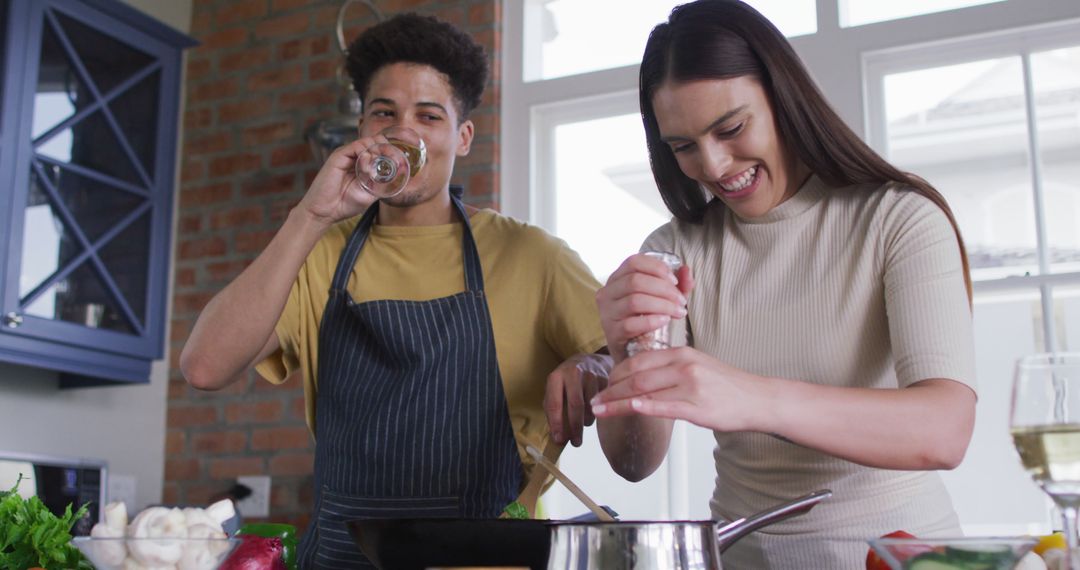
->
[[304, 0, 384, 163]]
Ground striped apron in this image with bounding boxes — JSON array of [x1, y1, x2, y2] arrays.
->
[[297, 195, 524, 569]]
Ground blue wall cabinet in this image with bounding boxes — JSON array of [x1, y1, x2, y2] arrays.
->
[[0, 0, 195, 386]]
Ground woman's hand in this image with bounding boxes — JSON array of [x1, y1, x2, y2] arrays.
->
[[591, 347, 771, 432], [595, 346, 977, 470], [596, 253, 694, 362], [296, 135, 386, 228]]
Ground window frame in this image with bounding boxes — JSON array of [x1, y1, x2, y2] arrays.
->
[[862, 17, 1080, 352]]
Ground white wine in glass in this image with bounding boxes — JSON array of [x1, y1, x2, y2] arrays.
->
[[1011, 353, 1080, 569], [354, 126, 427, 199]]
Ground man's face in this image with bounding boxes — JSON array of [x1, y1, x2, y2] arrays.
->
[[358, 62, 474, 208]]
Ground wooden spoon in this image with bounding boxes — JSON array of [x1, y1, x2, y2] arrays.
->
[[509, 439, 564, 518], [526, 444, 615, 522]]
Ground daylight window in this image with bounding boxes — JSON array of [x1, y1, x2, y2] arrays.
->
[[523, 0, 815, 82], [841, 0, 1006, 28], [880, 47, 1080, 280]]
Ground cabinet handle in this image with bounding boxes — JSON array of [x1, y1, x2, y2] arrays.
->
[[3, 313, 22, 328]]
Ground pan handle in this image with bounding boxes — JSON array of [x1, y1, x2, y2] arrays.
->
[[714, 489, 832, 553]]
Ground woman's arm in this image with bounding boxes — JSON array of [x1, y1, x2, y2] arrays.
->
[[768, 377, 975, 470], [596, 414, 674, 481], [592, 347, 976, 470]]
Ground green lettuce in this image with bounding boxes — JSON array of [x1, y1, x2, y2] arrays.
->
[[0, 476, 92, 570], [501, 501, 530, 520]]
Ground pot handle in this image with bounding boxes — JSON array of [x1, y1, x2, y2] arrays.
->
[[714, 489, 832, 553]]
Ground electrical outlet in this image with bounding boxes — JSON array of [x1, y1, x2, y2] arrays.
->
[[236, 475, 271, 518]]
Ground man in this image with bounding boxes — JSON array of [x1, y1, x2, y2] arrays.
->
[[180, 12, 607, 569]]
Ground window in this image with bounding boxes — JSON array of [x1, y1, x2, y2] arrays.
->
[[523, 0, 815, 82], [862, 18, 1080, 535], [504, 0, 1080, 529], [841, 0, 1007, 28], [877, 47, 1080, 280], [540, 106, 667, 279]]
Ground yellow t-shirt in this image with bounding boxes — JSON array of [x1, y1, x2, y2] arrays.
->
[[256, 209, 607, 466]]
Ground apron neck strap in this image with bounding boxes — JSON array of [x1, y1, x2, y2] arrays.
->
[[329, 191, 486, 293]]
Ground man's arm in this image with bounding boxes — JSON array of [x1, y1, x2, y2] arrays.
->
[[179, 209, 330, 390], [180, 138, 379, 390]]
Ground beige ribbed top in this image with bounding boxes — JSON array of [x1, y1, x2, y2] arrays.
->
[[642, 175, 976, 569]]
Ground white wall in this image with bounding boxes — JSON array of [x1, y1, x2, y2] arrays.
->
[[121, 0, 192, 35], [0, 0, 192, 513]]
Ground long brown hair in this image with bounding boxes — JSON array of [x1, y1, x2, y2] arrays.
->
[[640, 0, 972, 299]]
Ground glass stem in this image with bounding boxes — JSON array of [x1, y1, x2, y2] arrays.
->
[[1062, 505, 1080, 570]]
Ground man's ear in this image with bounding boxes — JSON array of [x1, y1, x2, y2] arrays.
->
[[456, 119, 475, 157]]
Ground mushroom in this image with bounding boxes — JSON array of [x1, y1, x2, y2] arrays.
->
[[204, 499, 236, 527], [178, 524, 227, 570], [104, 501, 129, 531], [89, 523, 126, 567], [127, 506, 187, 566], [89, 501, 129, 566], [182, 508, 222, 533]]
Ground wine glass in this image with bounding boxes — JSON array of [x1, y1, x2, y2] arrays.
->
[[1011, 352, 1080, 569], [354, 126, 427, 199]]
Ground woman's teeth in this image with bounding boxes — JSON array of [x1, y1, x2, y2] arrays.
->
[[719, 166, 757, 193]]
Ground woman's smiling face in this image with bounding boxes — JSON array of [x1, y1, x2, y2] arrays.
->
[[651, 75, 807, 219]]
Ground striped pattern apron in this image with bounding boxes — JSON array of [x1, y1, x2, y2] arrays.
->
[[297, 195, 524, 569]]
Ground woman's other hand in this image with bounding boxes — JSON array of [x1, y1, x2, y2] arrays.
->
[[594, 345, 976, 470], [591, 347, 768, 432], [596, 253, 694, 363]]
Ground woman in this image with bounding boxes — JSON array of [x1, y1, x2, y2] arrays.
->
[[590, 1, 977, 567]]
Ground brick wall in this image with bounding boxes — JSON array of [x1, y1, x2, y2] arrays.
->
[[166, 0, 502, 530]]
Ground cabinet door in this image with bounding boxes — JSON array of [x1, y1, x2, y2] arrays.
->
[[1, 0, 184, 362], [0, 0, 19, 277], [0, 0, 8, 150]]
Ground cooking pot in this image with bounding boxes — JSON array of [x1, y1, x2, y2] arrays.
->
[[546, 489, 830, 569], [347, 489, 831, 570]]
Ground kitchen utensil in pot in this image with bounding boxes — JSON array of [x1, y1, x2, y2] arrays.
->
[[525, 444, 615, 522], [511, 441, 565, 518]]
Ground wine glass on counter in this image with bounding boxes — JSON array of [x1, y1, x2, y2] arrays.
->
[[354, 126, 427, 199], [1011, 353, 1080, 569]]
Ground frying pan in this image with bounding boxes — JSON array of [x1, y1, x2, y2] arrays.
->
[[347, 489, 831, 570], [348, 518, 549, 569]]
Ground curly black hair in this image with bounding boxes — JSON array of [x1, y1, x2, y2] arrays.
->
[[345, 12, 489, 120]]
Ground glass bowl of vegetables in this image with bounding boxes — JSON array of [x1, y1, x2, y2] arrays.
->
[[71, 536, 240, 570], [866, 536, 1038, 570]]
